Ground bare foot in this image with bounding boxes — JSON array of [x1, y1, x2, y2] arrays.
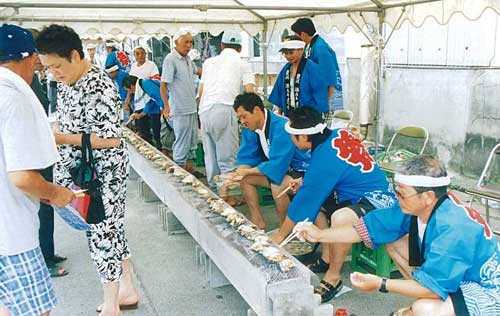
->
[[96, 293, 139, 312], [97, 305, 122, 316]]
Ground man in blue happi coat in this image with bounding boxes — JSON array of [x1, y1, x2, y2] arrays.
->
[[272, 106, 395, 303], [226, 93, 309, 230], [123, 75, 165, 150], [297, 155, 500, 316], [292, 18, 343, 111], [268, 36, 328, 116]]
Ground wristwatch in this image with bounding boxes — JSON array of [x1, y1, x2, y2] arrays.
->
[[379, 278, 389, 293]]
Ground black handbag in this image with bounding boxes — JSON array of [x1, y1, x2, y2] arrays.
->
[[69, 133, 106, 224]]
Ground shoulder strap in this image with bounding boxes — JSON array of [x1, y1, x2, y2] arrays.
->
[[81, 133, 94, 166]]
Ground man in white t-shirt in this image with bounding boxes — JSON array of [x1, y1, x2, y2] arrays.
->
[[0, 24, 74, 316], [129, 45, 159, 79], [198, 30, 255, 190]]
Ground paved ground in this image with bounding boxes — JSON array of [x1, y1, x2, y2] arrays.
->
[[48, 173, 497, 316]]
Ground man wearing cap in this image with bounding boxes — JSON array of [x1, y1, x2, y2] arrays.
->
[[197, 30, 255, 190], [228, 93, 309, 230], [273, 106, 395, 303], [160, 28, 200, 174], [291, 18, 343, 112], [105, 40, 130, 73], [268, 35, 328, 116], [0, 24, 74, 316], [105, 63, 129, 118], [297, 155, 500, 316], [86, 44, 102, 68]]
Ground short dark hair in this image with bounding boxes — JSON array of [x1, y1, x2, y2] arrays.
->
[[122, 75, 138, 89], [222, 43, 241, 51], [233, 92, 264, 113], [287, 106, 323, 129], [291, 18, 316, 36], [36, 24, 84, 62]]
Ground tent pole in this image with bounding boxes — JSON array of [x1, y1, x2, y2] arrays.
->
[[262, 22, 268, 99], [374, 9, 385, 157]]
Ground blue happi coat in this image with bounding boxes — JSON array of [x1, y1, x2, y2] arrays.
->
[[307, 35, 343, 110], [135, 79, 164, 115], [361, 192, 500, 302], [287, 128, 395, 223], [112, 69, 129, 102], [105, 50, 131, 73], [237, 110, 309, 185], [268, 59, 328, 115]]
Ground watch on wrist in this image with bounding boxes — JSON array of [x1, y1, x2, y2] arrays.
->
[[379, 278, 389, 293]]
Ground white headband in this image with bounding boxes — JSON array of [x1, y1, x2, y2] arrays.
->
[[105, 65, 119, 72], [279, 40, 305, 51], [284, 121, 327, 135], [394, 174, 451, 187]]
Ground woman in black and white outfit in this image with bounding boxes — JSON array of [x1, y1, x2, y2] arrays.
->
[[36, 25, 138, 316]]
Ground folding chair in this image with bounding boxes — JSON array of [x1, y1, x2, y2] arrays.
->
[[376, 125, 429, 176], [327, 110, 354, 129], [465, 143, 500, 228]]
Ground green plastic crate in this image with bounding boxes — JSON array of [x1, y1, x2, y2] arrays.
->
[[195, 143, 205, 167], [351, 242, 400, 278], [257, 186, 275, 206]]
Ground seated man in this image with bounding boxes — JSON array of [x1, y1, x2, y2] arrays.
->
[[123, 75, 164, 149], [273, 106, 396, 303], [229, 93, 309, 230], [268, 35, 328, 116], [297, 155, 500, 316]]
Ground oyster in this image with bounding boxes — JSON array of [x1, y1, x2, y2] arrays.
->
[[279, 258, 295, 272], [226, 213, 246, 226], [250, 239, 271, 252], [209, 199, 226, 213], [237, 224, 256, 237], [182, 175, 195, 184], [220, 207, 237, 217], [262, 247, 285, 262]]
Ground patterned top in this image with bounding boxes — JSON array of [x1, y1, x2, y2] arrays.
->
[[54, 66, 127, 189]]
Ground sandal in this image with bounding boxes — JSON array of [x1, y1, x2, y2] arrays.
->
[[314, 279, 343, 303], [47, 262, 68, 278], [308, 257, 329, 273], [96, 302, 139, 313], [390, 306, 412, 316]]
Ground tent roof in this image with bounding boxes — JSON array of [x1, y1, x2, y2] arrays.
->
[[2, 0, 500, 39]]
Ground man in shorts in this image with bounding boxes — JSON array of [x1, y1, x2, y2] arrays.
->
[[0, 24, 74, 316], [272, 106, 396, 303]]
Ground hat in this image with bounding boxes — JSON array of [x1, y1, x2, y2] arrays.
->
[[86, 43, 96, 50], [173, 28, 193, 42], [133, 45, 148, 53], [105, 40, 117, 48], [221, 30, 241, 45], [105, 64, 119, 73], [0, 24, 36, 61], [278, 40, 305, 52]]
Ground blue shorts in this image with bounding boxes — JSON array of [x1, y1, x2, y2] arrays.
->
[[0, 247, 57, 316]]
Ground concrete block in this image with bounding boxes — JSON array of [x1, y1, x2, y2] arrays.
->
[[206, 258, 230, 288], [165, 207, 187, 235], [139, 180, 160, 203], [129, 167, 139, 180]]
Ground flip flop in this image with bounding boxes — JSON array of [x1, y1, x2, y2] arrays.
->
[[390, 306, 412, 316], [47, 264, 68, 278], [52, 254, 67, 264], [307, 257, 329, 273], [314, 279, 343, 303], [96, 302, 139, 313]]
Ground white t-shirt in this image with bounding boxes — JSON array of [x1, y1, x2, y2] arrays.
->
[[0, 67, 59, 255], [199, 48, 255, 114], [130, 60, 159, 79], [255, 110, 270, 159]]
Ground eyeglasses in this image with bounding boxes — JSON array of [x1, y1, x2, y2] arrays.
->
[[392, 181, 423, 200]]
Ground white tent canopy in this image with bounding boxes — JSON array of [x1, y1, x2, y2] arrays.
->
[[2, 0, 500, 39]]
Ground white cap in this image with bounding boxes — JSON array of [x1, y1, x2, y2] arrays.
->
[[221, 30, 241, 45], [86, 44, 96, 50], [133, 45, 148, 53], [173, 28, 193, 42], [279, 40, 305, 51], [105, 40, 117, 48]]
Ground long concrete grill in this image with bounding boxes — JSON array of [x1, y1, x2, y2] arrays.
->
[[126, 135, 332, 316]]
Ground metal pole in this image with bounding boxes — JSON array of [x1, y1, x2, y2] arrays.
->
[[374, 10, 385, 157], [262, 22, 268, 99]]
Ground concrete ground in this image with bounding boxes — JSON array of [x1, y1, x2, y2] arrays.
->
[[49, 174, 497, 316]]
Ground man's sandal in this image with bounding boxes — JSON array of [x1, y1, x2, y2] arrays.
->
[[47, 262, 68, 278], [314, 279, 343, 303], [390, 306, 412, 316], [307, 257, 329, 273], [96, 302, 139, 313]]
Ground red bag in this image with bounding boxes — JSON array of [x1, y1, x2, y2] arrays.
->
[[70, 185, 91, 220]]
